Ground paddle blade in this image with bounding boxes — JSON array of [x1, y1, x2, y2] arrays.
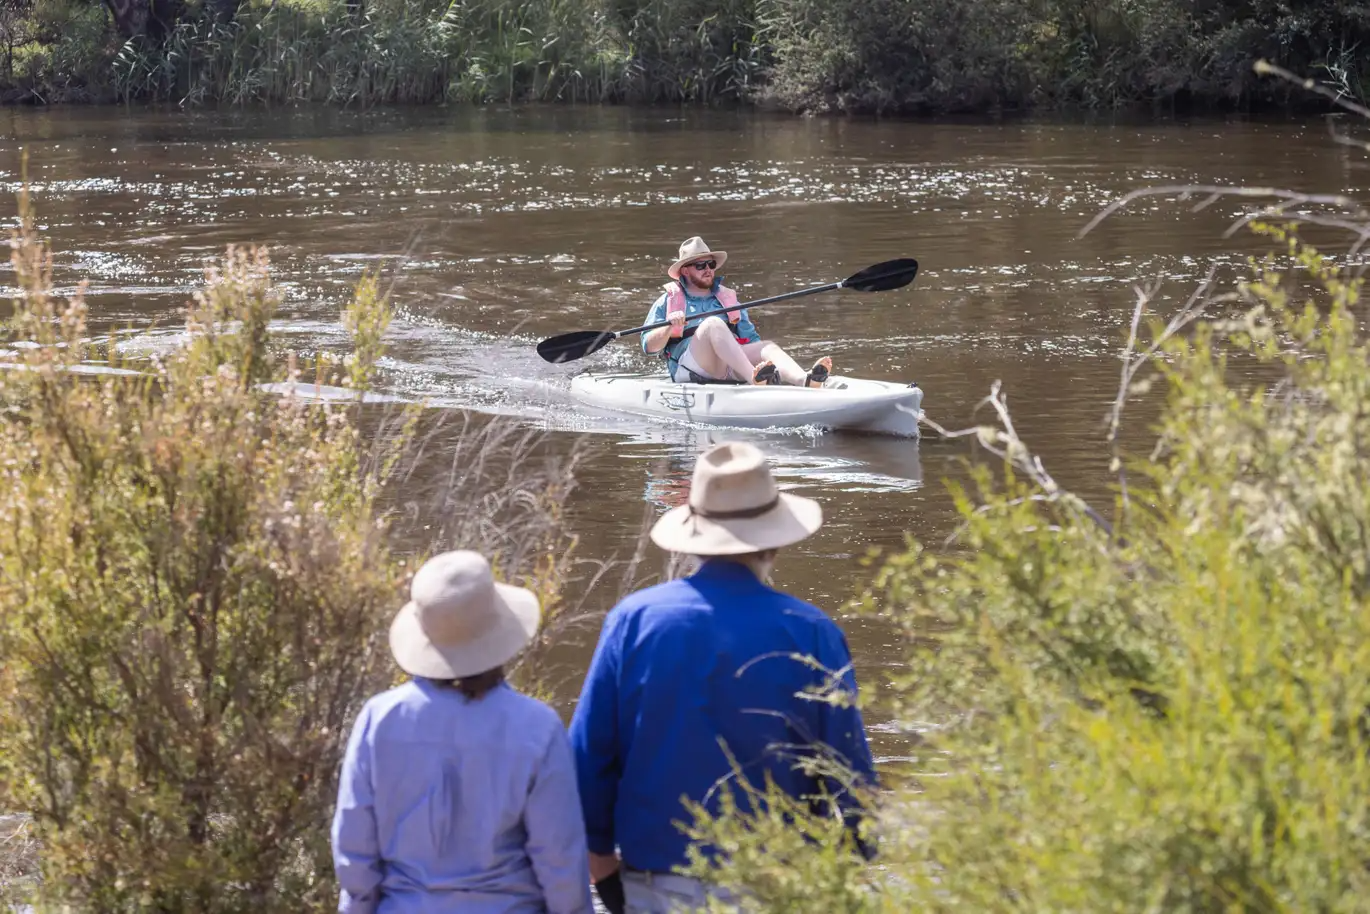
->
[[844, 258, 920, 293], [537, 329, 616, 363]]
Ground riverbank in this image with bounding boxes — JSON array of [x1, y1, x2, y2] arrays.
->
[[2, 0, 1366, 113]]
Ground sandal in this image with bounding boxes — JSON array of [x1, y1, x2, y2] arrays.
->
[[753, 362, 781, 386], [805, 360, 830, 388]]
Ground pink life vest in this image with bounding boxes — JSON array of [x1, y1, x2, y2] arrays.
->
[[663, 282, 744, 341]]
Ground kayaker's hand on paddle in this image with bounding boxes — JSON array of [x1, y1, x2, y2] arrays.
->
[[644, 311, 685, 354]]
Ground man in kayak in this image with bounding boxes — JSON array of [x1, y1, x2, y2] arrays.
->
[[642, 237, 833, 387]]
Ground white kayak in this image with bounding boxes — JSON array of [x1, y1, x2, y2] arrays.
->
[[570, 373, 924, 437]]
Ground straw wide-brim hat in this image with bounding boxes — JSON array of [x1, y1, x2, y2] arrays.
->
[[668, 236, 729, 280], [389, 550, 541, 680], [650, 442, 822, 555]]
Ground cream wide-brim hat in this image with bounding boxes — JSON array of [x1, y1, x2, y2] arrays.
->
[[668, 236, 729, 280], [389, 550, 541, 680], [650, 441, 822, 555]]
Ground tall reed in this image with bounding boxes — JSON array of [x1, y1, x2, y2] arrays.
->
[[88, 0, 764, 105]]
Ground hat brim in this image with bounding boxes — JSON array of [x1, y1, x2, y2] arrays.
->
[[668, 249, 728, 280], [388, 581, 541, 680], [649, 492, 821, 555]]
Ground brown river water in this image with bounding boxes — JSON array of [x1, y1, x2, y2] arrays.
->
[[2, 105, 1363, 762]]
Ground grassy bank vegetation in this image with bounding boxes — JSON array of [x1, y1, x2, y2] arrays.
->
[[679, 104, 1370, 912], [0, 171, 604, 909], [2, 0, 1368, 112]]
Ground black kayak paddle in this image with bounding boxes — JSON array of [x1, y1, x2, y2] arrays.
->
[[535, 257, 919, 364]]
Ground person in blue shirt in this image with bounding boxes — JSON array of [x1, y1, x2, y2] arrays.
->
[[332, 550, 593, 914], [642, 237, 834, 387], [569, 442, 877, 913]]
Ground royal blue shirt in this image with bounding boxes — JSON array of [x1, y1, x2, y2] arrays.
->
[[642, 277, 761, 376], [333, 679, 593, 914], [568, 560, 876, 873]]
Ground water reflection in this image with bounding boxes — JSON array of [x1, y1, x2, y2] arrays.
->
[[584, 421, 926, 511]]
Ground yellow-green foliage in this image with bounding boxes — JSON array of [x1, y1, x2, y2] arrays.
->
[[0, 182, 406, 910], [681, 771, 882, 914], [686, 228, 1370, 909], [0, 176, 581, 910]]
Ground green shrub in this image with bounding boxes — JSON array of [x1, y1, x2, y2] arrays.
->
[[0, 173, 586, 910], [611, 0, 764, 104], [683, 126, 1370, 912], [756, 0, 1034, 114], [2, 0, 110, 103]]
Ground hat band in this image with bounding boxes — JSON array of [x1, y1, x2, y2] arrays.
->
[[687, 495, 780, 520]]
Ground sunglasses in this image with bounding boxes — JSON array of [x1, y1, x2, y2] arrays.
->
[[688, 260, 717, 271]]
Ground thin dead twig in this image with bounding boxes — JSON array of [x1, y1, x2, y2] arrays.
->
[[1255, 59, 1370, 121], [922, 382, 1115, 542], [1106, 267, 1231, 510], [1078, 185, 1363, 241], [1078, 61, 1370, 243]]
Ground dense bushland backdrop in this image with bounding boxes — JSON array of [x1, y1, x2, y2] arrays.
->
[[3, 0, 1368, 112]]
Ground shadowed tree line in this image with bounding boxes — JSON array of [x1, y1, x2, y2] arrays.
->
[[3, 0, 1370, 111]]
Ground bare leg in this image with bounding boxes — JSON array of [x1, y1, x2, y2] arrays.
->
[[741, 342, 832, 388], [689, 317, 773, 383]]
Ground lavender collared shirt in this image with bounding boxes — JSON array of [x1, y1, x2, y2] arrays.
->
[[332, 679, 593, 914]]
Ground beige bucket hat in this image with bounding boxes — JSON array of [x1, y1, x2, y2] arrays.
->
[[650, 442, 822, 555], [389, 550, 541, 680], [668, 236, 729, 280]]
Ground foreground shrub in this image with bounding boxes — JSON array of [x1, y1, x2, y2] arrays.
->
[[0, 177, 584, 910], [869, 228, 1370, 910], [683, 116, 1370, 910]]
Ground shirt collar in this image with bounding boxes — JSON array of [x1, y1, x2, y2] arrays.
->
[[691, 559, 763, 584], [412, 676, 508, 697]]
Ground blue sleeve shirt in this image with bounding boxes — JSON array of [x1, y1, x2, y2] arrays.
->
[[332, 680, 594, 914], [642, 278, 761, 376], [568, 560, 876, 873]]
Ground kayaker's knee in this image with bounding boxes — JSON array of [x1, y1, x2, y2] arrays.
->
[[692, 316, 731, 346]]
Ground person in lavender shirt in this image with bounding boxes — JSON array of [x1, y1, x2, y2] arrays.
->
[[332, 550, 593, 914]]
